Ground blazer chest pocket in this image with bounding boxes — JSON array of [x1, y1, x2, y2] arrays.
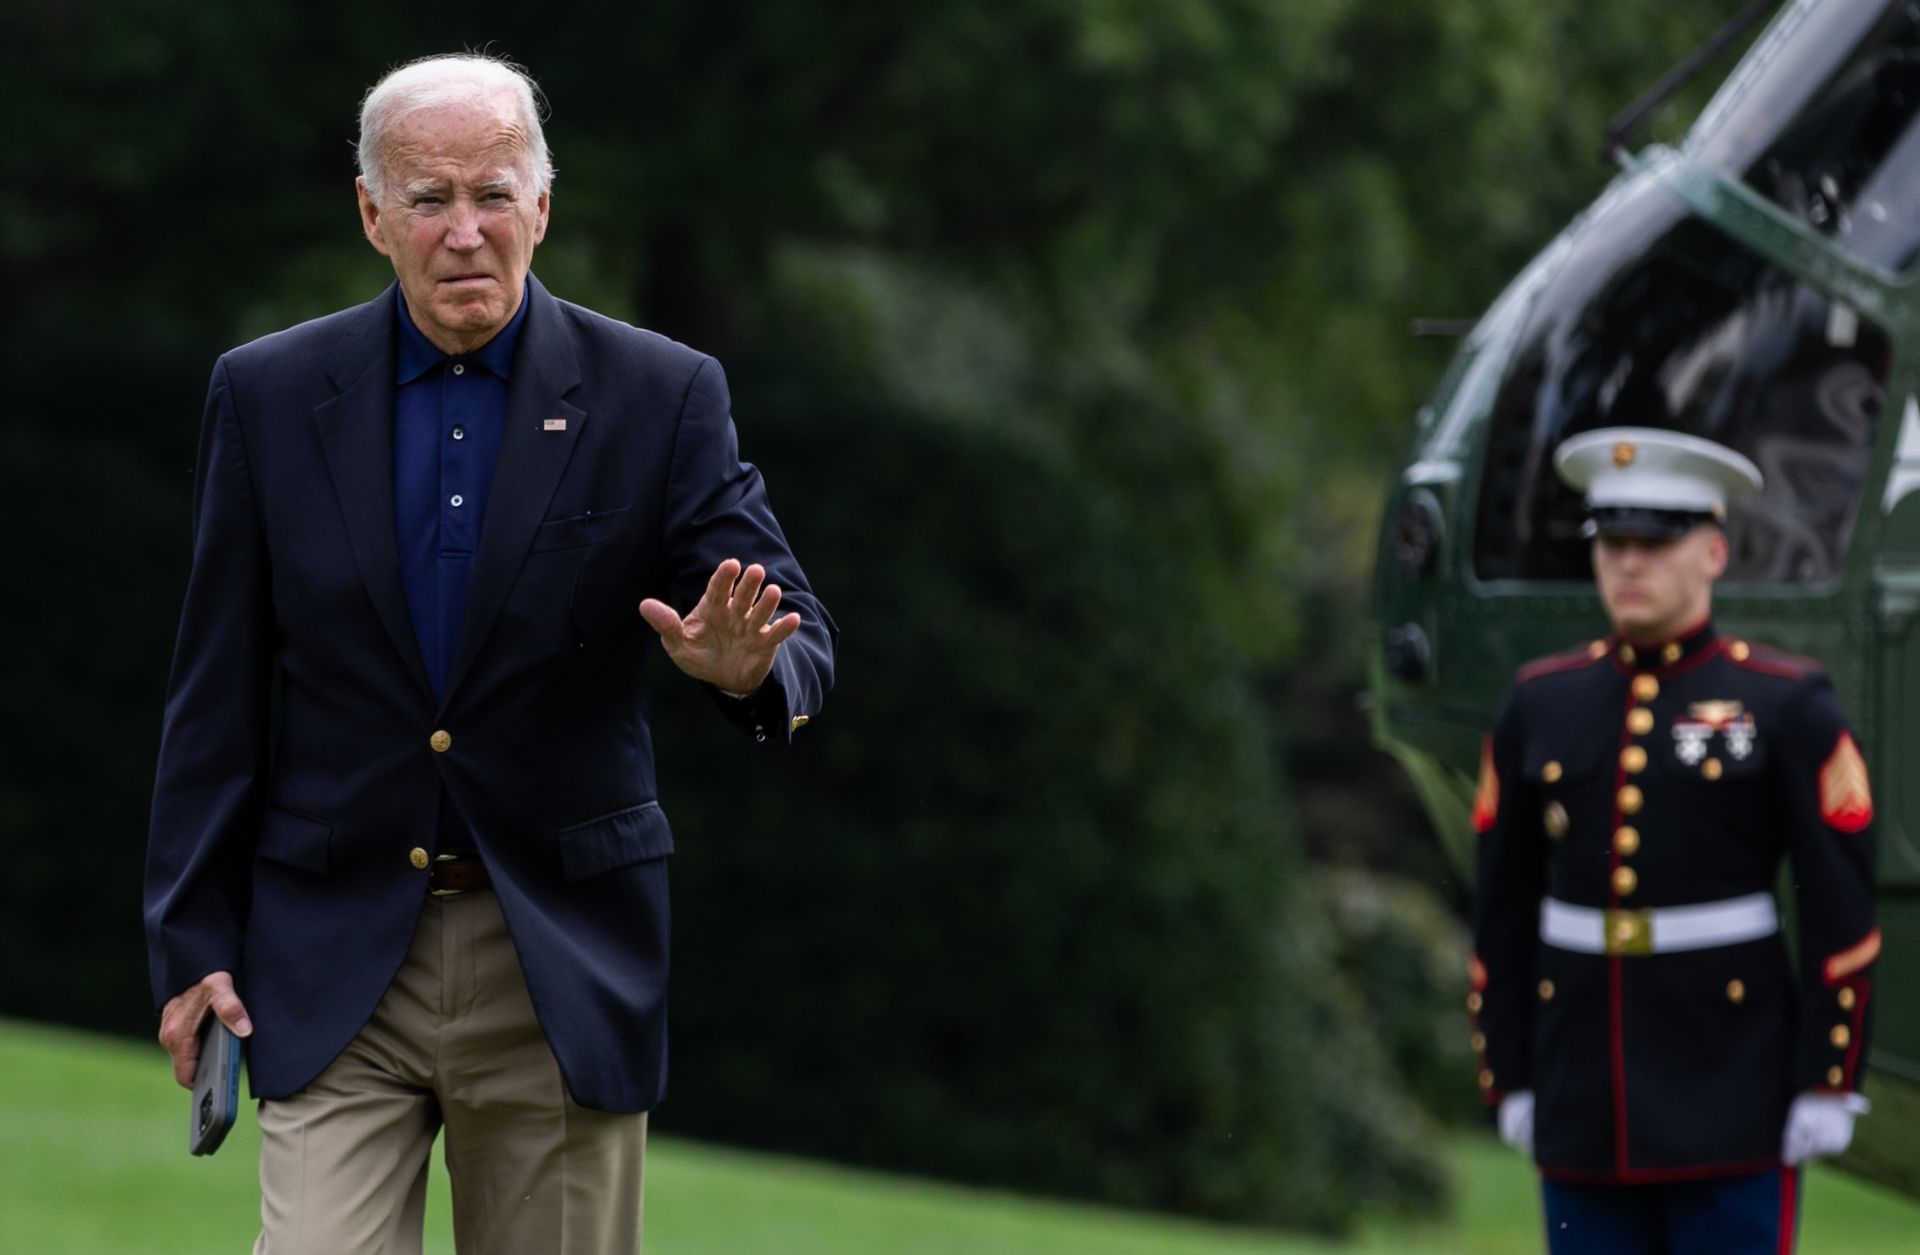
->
[[530, 506, 633, 553], [257, 806, 331, 875], [555, 801, 675, 881]]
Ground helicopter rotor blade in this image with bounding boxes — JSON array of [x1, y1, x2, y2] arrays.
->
[[1602, 0, 1777, 164]]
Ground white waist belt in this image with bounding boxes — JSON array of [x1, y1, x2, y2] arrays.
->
[[1540, 893, 1778, 956]]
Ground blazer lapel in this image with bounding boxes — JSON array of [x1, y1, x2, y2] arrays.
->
[[311, 287, 436, 702], [442, 276, 586, 704]]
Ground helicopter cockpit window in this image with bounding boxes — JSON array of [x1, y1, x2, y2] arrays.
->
[[1691, 0, 1920, 270], [1471, 177, 1887, 585]]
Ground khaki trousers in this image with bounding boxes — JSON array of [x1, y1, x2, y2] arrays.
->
[[254, 891, 646, 1255]]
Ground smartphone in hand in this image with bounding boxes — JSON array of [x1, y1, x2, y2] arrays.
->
[[189, 1016, 243, 1156]]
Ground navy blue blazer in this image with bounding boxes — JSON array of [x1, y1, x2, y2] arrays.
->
[[144, 275, 835, 1112]]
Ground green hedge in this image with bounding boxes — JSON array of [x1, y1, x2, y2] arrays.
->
[[650, 368, 1444, 1230]]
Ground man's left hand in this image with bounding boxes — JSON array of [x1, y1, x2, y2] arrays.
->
[[1781, 1091, 1870, 1164], [639, 558, 801, 694]]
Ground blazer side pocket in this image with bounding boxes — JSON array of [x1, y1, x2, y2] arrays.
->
[[555, 801, 675, 881], [529, 506, 634, 553], [256, 807, 331, 875]]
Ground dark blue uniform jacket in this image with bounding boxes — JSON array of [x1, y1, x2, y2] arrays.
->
[[1471, 623, 1876, 1182]]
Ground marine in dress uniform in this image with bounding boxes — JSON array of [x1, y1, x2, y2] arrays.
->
[[1469, 428, 1879, 1255]]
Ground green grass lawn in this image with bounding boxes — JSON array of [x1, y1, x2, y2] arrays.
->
[[3, 1016, 1917, 1253]]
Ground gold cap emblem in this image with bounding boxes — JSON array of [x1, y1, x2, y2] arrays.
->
[[1613, 441, 1637, 468]]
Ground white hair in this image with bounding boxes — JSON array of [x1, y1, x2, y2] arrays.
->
[[357, 54, 553, 201]]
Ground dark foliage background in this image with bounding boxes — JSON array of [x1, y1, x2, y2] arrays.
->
[[0, 0, 1747, 1232]]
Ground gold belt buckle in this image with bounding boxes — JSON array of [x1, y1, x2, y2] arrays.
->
[[1605, 908, 1653, 956]]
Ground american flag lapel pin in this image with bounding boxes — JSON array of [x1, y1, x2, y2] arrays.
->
[[544, 417, 568, 431]]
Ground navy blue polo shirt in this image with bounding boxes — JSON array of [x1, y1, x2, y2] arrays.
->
[[392, 286, 528, 701]]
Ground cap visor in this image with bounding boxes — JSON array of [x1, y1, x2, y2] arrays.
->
[[1582, 507, 1715, 540]]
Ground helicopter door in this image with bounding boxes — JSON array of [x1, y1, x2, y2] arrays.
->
[[1690, 0, 1920, 887], [1872, 412, 1920, 885]]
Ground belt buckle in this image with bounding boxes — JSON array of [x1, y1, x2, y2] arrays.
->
[[430, 852, 471, 897], [1605, 908, 1653, 956]]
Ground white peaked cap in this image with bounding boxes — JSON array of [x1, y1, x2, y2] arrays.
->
[[1554, 427, 1763, 536]]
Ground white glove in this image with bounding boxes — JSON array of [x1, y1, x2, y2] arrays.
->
[[1781, 1091, 1870, 1165], [1498, 1090, 1535, 1156]]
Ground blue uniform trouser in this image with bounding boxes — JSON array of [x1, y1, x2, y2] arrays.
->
[[1541, 1168, 1798, 1254]]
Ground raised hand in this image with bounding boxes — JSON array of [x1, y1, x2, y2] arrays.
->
[[639, 558, 802, 695]]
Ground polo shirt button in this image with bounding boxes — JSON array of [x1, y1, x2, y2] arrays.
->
[[452, 427, 465, 440], [450, 494, 464, 507], [452, 363, 465, 375]]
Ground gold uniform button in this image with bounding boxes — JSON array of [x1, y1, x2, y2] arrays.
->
[[1467, 992, 1484, 1013], [1839, 988, 1858, 1011], [1702, 758, 1723, 781], [409, 847, 430, 870], [1662, 642, 1682, 664], [1828, 1065, 1845, 1087], [1478, 1068, 1495, 1090], [1621, 746, 1647, 774], [1588, 640, 1609, 659], [1832, 1025, 1852, 1049], [1542, 760, 1563, 784], [1729, 640, 1751, 662], [1618, 784, 1644, 814], [790, 714, 811, 732], [1612, 866, 1638, 896], [430, 730, 452, 753], [1538, 979, 1556, 1001], [1620, 644, 1637, 665], [1633, 675, 1659, 702], [1544, 802, 1570, 840], [1627, 708, 1655, 736], [1614, 826, 1640, 855], [1726, 979, 1746, 1004], [1470, 1031, 1487, 1053]]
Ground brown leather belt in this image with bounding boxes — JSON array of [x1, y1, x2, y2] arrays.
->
[[429, 852, 492, 894]]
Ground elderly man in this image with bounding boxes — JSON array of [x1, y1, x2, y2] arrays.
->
[[144, 54, 835, 1253], [1470, 428, 1876, 1255]]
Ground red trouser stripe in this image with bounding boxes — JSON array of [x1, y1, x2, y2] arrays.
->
[[1777, 1165, 1799, 1255]]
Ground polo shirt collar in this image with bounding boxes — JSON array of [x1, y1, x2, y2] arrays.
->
[[392, 281, 532, 384]]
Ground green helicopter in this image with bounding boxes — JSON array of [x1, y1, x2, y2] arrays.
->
[[1371, 0, 1920, 1194]]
